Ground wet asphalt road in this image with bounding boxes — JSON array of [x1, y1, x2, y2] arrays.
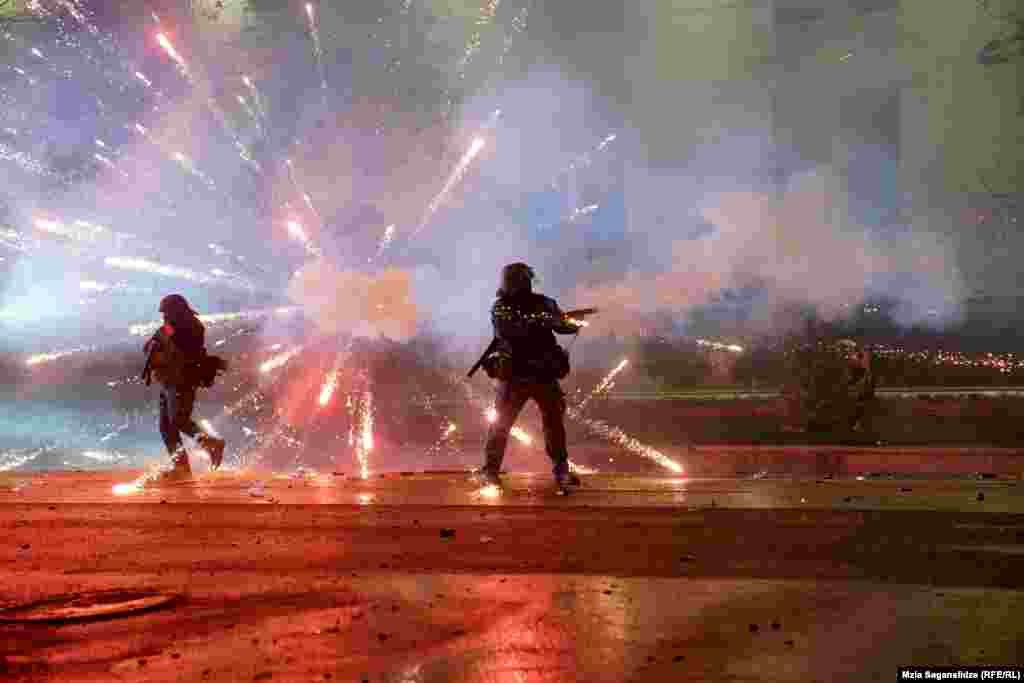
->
[[1, 469, 1022, 682]]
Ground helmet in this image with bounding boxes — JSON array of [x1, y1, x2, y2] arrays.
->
[[500, 262, 534, 296], [159, 294, 195, 317]]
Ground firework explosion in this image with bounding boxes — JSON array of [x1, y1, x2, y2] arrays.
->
[[0, 0, 966, 480]]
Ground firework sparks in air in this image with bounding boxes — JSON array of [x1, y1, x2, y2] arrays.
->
[[484, 404, 532, 445], [129, 307, 298, 336], [414, 136, 486, 238], [106, 255, 210, 283], [318, 354, 344, 407], [25, 346, 95, 367], [236, 94, 264, 135], [457, 0, 501, 80], [156, 33, 190, 79], [242, 75, 269, 125], [373, 224, 396, 261], [173, 150, 216, 189], [550, 133, 617, 189], [284, 159, 322, 225], [286, 220, 321, 257], [498, 4, 530, 68], [577, 358, 628, 411], [260, 345, 304, 374], [303, 3, 329, 96]]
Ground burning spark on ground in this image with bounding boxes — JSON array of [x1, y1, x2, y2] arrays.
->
[[510, 427, 532, 445], [477, 484, 502, 499], [568, 460, 597, 474], [696, 339, 744, 353], [566, 406, 683, 474], [355, 389, 374, 479], [112, 482, 140, 496], [260, 346, 304, 374]]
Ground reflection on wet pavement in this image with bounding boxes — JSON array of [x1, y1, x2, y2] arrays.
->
[[1, 470, 1021, 513]]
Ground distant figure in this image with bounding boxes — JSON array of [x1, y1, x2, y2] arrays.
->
[[142, 294, 225, 478], [475, 263, 584, 492], [845, 347, 877, 432]]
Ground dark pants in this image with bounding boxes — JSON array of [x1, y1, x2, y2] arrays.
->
[[484, 380, 569, 478], [159, 385, 201, 455]]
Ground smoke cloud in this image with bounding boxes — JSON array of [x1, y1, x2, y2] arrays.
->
[[287, 261, 418, 341]]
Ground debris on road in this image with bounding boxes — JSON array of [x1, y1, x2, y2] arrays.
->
[[440, 528, 455, 539]]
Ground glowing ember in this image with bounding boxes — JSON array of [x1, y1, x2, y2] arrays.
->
[[697, 338, 744, 353], [112, 483, 139, 496], [477, 484, 502, 499], [318, 369, 339, 406], [260, 346, 303, 373]]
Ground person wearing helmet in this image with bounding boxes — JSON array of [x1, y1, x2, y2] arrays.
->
[[475, 263, 583, 492], [143, 294, 226, 478]]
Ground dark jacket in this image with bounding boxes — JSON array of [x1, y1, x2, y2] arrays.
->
[[491, 292, 579, 381], [145, 314, 206, 387]]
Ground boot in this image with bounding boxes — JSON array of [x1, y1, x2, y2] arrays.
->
[[198, 433, 226, 470], [471, 467, 502, 488], [152, 448, 192, 483]]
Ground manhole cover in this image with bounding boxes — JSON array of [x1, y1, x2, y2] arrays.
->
[[0, 590, 179, 624]]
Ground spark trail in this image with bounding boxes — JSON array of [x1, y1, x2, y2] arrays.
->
[[412, 136, 486, 239], [259, 345, 304, 374], [303, 3, 329, 102], [565, 405, 683, 474], [287, 220, 321, 257], [577, 358, 628, 411], [129, 307, 298, 336], [284, 159, 323, 226], [25, 345, 96, 366]]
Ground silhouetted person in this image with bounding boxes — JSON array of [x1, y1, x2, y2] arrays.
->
[[476, 263, 583, 491], [142, 294, 225, 478]]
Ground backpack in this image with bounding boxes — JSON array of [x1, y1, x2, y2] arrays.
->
[[144, 326, 188, 386], [195, 353, 228, 388], [145, 326, 227, 388]]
